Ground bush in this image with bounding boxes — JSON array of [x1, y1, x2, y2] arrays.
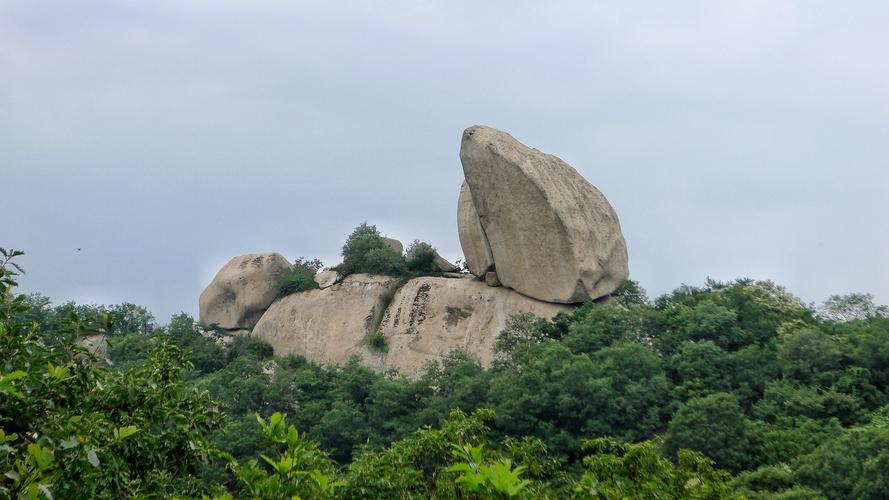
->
[[368, 332, 388, 353], [363, 247, 408, 276], [338, 223, 409, 277], [279, 257, 323, 297], [405, 240, 439, 274], [227, 335, 275, 361]]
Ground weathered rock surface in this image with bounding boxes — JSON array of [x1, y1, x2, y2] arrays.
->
[[251, 274, 398, 365], [485, 271, 501, 287], [460, 125, 629, 303], [457, 181, 495, 277], [199, 253, 291, 330], [382, 237, 403, 255], [433, 255, 458, 272], [313, 269, 339, 289], [248, 275, 572, 377], [376, 277, 572, 376]]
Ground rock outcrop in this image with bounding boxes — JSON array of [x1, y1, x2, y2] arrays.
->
[[199, 125, 630, 377], [251, 274, 397, 365], [459, 125, 628, 303], [376, 277, 571, 375], [457, 181, 495, 277], [199, 253, 291, 330], [249, 274, 571, 377]]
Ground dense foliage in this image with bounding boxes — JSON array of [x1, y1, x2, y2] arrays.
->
[[337, 222, 408, 277], [335, 223, 445, 279], [4, 246, 889, 498]]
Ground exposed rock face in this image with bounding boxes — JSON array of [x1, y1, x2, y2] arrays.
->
[[433, 255, 458, 272], [376, 277, 572, 376], [457, 181, 495, 277], [485, 271, 501, 287], [314, 269, 339, 289], [460, 125, 629, 303], [381, 237, 403, 255], [251, 274, 398, 365], [248, 275, 571, 377], [199, 253, 291, 330]]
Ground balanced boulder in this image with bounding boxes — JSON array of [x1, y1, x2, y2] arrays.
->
[[199, 253, 291, 330], [457, 181, 495, 277], [460, 125, 629, 303]]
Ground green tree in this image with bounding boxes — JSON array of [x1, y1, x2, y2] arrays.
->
[[338, 222, 408, 276], [663, 393, 760, 473], [574, 438, 733, 499]]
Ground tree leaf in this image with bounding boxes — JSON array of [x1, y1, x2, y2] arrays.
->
[[87, 449, 100, 467]]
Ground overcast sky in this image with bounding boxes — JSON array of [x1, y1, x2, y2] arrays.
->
[[3, 1, 888, 322]]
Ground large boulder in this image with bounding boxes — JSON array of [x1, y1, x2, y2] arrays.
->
[[199, 253, 291, 330], [375, 277, 572, 376], [457, 181, 495, 277], [251, 274, 398, 365], [460, 125, 629, 303]]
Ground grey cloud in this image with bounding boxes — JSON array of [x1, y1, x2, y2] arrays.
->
[[2, 0, 887, 320]]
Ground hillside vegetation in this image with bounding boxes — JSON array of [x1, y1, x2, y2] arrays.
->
[[2, 248, 889, 498]]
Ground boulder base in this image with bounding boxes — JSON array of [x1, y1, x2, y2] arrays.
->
[[249, 275, 572, 377], [375, 277, 572, 376], [251, 274, 398, 365]]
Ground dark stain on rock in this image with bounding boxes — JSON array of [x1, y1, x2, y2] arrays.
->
[[407, 283, 431, 334], [444, 306, 472, 327]]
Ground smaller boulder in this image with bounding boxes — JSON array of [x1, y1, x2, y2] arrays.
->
[[433, 254, 458, 272], [314, 269, 340, 289], [199, 253, 291, 330]]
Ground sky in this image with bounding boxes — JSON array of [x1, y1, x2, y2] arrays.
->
[[2, 1, 888, 322]]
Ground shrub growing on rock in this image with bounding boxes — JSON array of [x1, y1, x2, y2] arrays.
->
[[278, 257, 323, 297], [405, 240, 439, 274], [338, 223, 409, 277]]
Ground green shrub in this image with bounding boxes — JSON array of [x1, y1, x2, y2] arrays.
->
[[405, 240, 439, 274], [227, 335, 274, 361], [279, 257, 323, 297], [368, 332, 389, 353], [362, 247, 408, 276], [0, 250, 224, 499], [338, 223, 409, 277]]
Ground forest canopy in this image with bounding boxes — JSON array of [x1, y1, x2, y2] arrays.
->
[[2, 248, 889, 498]]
